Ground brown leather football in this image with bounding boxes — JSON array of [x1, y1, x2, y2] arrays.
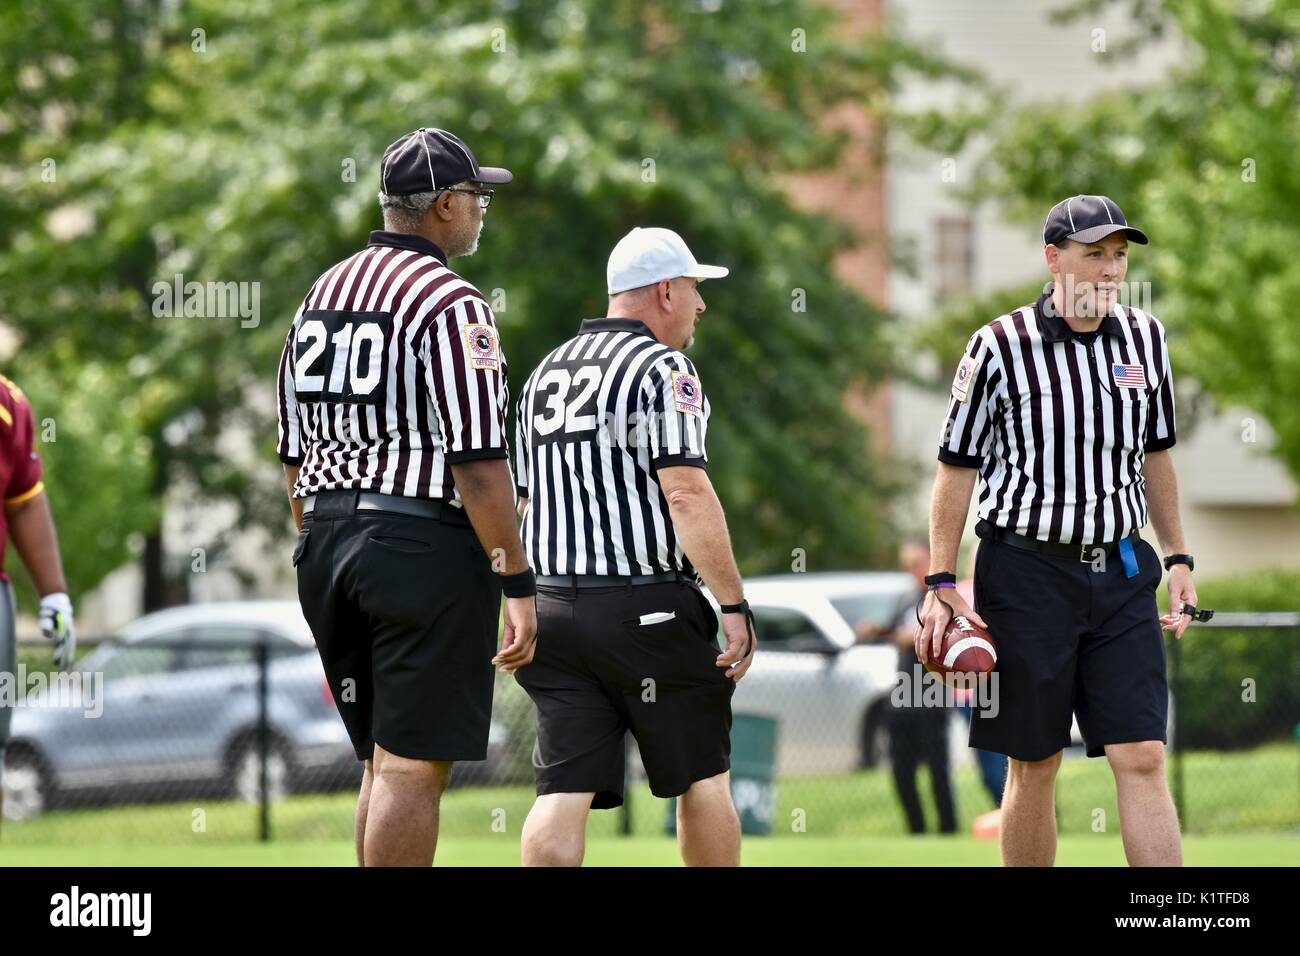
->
[[924, 615, 997, 685]]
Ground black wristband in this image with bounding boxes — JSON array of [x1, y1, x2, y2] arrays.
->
[[719, 599, 755, 658], [501, 567, 536, 598], [1163, 553, 1194, 572], [924, 572, 957, 587]]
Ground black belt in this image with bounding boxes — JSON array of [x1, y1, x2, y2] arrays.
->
[[975, 518, 1139, 563], [301, 490, 469, 525], [537, 571, 691, 589]]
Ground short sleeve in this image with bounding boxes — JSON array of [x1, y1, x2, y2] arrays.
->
[[937, 330, 1003, 468], [423, 295, 509, 463], [641, 352, 709, 470], [276, 313, 306, 466], [513, 384, 530, 499], [3, 378, 44, 505], [1144, 322, 1177, 453]]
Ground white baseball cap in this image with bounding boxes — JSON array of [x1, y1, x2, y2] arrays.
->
[[606, 227, 729, 295]]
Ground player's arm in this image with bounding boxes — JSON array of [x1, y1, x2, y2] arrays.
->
[[917, 463, 987, 663], [919, 331, 999, 663], [516, 495, 527, 520], [427, 297, 536, 672], [657, 466, 754, 681], [277, 312, 307, 534], [6, 490, 67, 599], [282, 464, 303, 531], [7, 490, 76, 669], [450, 458, 537, 673], [1139, 322, 1196, 638], [452, 459, 531, 577], [1142, 449, 1197, 639], [4, 385, 76, 668]]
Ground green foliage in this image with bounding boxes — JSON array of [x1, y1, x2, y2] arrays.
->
[[5, 361, 157, 613], [0, 0, 943, 597], [1167, 567, 1300, 750]]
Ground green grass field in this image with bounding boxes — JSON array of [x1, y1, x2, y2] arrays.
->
[[1, 835, 1295, 867], [3, 743, 1296, 865]]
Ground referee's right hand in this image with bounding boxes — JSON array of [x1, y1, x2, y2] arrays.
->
[[915, 589, 987, 666], [494, 596, 538, 673]]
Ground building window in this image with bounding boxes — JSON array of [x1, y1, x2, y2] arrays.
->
[[934, 217, 974, 302]]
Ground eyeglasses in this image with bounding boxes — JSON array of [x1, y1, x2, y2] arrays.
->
[[441, 186, 494, 209]]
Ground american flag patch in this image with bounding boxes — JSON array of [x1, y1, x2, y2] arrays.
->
[[1111, 363, 1146, 389]]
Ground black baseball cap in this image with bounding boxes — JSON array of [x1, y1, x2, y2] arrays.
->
[[379, 127, 513, 195], [1043, 195, 1148, 246]]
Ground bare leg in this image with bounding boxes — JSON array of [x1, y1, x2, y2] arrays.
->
[[355, 759, 373, 867], [362, 744, 451, 867], [677, 772, 740, 867], [521, 792, 595, 866], [1106, 741, 1182, 866], [1000, 751, 1061, 866]]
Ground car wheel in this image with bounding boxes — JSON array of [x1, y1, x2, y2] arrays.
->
[[228, 738, 295, 803], [2, 748, 53, 822]]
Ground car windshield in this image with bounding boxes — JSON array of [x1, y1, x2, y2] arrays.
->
[[829, 591, 911, 632]]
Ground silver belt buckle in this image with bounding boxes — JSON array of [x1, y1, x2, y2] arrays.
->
[[1079, 541, 1089, 563]]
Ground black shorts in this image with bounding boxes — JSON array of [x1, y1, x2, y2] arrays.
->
[[514, 578, 734, 809], [294, 491, 501, 762], [969, 526, 1169, 762]]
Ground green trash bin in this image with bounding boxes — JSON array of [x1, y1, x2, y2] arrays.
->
[[665, 713, 778, 836]]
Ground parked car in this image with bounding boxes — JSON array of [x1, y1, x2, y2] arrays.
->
[[703, 572, 917, 776], [3, 600, 509, 821]]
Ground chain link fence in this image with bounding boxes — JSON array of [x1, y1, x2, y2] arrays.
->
[[2, 610, 1296, 848]]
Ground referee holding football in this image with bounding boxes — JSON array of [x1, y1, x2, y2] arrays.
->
[[0, 373, 75, 825], [513, 227, 756, 867], [918, 195, 1203, 867], [277, 128, 536, 867]]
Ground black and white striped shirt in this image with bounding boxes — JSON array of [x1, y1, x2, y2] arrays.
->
[[938, 289, 1176, 544], [276, 231, 510, 504], [515, 318, 709, 575]]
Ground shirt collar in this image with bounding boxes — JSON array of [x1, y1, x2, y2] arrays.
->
[[1033, 285, 1125, 343], [367, 230, 447, 264], [579, 318, 658, 339]]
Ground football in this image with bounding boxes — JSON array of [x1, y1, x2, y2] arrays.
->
[[924, 615, 997, 686]]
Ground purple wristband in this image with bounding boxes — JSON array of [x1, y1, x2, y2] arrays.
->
[[927, 581, 957, 590]]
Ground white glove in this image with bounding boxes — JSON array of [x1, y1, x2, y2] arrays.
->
[[39, 592, 76, 670]]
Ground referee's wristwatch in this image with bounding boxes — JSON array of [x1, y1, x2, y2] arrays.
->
[[1163, 553, 1194, 572]]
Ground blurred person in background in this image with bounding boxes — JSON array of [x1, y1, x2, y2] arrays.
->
[[859, 537, 956, 834], [0, 373, 75, 824]]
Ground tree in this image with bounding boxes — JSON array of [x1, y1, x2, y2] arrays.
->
[[907, 0, 1300, 482], [1, 1, 954, 603]]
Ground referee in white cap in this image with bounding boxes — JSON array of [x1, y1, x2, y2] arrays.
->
[[918, 195, 1206, 866], [512, 227, 756, 867]]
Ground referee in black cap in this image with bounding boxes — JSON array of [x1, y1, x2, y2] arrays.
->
[[277, 127, 536, 867], [918, 195, 1204, 867]]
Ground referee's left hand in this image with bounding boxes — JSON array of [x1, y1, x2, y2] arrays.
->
[[494, 595, 538, 673], [717, 611, 756, 682], [1159, 566, 1197, 641]]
